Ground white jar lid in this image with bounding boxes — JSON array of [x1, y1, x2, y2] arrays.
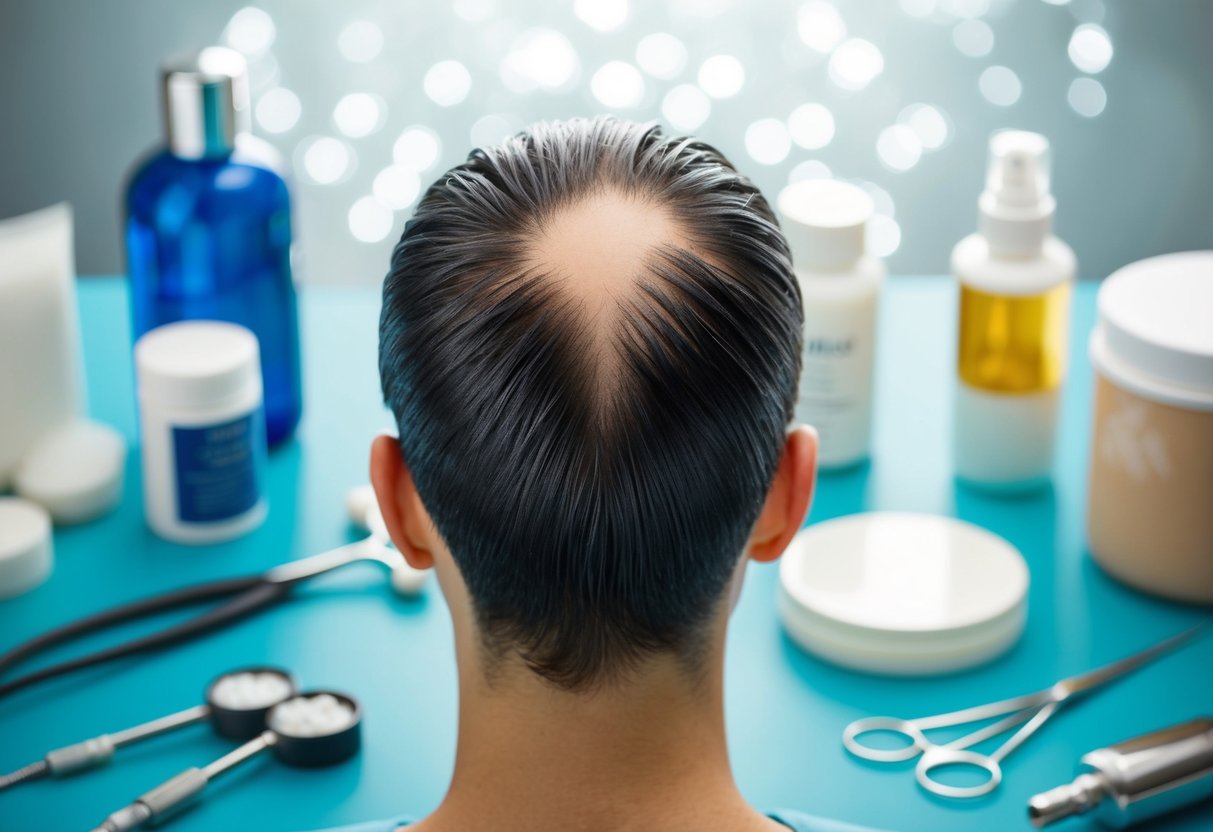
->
[[1095, 251, 1213, 407], [135, 320, 262, 410], [777, 180, 873, 272], [0, 497, 54, 599], [778, 512, 1029, 676]]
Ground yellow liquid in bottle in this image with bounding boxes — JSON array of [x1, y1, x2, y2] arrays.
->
[[957, 282, 1071, 393]]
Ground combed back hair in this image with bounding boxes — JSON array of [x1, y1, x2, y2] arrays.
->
[[380, 115, 802, 691]]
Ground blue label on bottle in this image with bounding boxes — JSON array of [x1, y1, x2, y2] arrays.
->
[[172, 410, 264, 523]]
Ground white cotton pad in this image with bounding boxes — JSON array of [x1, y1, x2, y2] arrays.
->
[[779, 512, 1029, 676], [0, 497, 54, 599], [14, 419, 126, 524]]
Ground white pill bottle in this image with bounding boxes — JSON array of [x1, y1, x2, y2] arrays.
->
[[952, 131, 1076, 491], [777, 180, 885, 469], [135, 321, 268, 544]]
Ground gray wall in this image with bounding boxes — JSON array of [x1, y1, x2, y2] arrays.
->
[[1, 0, 1210, 283]]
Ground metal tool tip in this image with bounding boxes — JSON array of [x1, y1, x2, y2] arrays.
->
[[1027, 774, 1106, 828], [1028, 788, 1078, 827]]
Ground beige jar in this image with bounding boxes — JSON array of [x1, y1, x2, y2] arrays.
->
[[1086, 251, 1213, 604]]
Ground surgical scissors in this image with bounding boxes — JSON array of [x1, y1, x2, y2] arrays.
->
[[842, 626, 1204, 799], [0, 524, 404, 701]]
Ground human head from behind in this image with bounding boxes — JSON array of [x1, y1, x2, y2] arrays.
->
[[371, 115, 818, 830]]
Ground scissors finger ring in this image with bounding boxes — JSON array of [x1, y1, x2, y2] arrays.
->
[[843, 716, 929, 763], [916, 747, 1003, 799]]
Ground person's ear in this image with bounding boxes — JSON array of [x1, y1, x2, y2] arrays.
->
[[746, 425, 818, 563], [369, 433, 436, 571]]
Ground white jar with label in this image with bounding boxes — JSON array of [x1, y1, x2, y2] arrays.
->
[[777, 180, 885, 469], [135, 321, 268, 544]]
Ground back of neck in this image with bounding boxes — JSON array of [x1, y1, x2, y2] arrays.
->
[[416, 658, 779, 832]]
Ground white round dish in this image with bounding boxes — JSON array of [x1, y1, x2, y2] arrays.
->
[[778, 512, 1029, 675]]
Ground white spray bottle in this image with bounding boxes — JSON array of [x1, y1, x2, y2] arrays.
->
[[952, 131, 1076, 491]]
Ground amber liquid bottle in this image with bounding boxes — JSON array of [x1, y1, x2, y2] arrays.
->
[[952, 131, 1075, 492]]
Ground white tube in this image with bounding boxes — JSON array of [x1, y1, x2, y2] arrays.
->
[[0, 204, 84, 488]]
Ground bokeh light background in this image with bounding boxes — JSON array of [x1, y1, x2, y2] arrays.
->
[[1, 0, 1209, 283]]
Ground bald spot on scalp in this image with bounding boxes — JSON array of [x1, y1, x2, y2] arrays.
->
[[524, 187, 696, 392]]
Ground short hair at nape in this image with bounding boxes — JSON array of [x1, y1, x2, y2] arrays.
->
[[379, 115, 802, 691]]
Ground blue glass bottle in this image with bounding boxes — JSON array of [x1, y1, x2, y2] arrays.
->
[[124, 47, 302, 446]]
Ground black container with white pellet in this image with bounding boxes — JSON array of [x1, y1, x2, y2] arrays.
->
[[205, 666, 298, 740], [269, 691, 362, 767]]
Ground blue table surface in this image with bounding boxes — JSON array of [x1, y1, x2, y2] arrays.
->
[[1, 276, 1210, 832]]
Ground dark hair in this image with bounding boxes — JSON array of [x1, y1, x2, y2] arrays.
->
[[380, 115, 801, 691]]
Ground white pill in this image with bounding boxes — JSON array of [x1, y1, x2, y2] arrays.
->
[[314, 713, 346, 732], [312, 694, 340, 712], [270, 694, 355, 737], [274, 702, 302, 722], [212, 671, 292, 710]]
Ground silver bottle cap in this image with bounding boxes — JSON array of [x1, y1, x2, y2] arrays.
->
[[161, 47, 251, 159]]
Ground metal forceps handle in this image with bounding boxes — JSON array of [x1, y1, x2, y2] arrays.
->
[[842, 626, 1206, 799], [913, 700, 1061, 798], [933, 623, 1209, 792], [844, 692, 1059, 799], [843, 688, 1054, 762], [0, 578, 291, 700], [0, 535, 388, 701]]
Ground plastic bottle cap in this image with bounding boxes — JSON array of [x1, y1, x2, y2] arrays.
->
[[779, 512, 1028, 675], [135, 320, 262, 411], [15, 420, 126, 524], [777, 180, 874, 272], [986, 130, 1051, 208], [0, 497, 54, 599], [162, 47, 250, 158], [978, 129, 1056, 256], [1094, 251, 1213, 408]]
